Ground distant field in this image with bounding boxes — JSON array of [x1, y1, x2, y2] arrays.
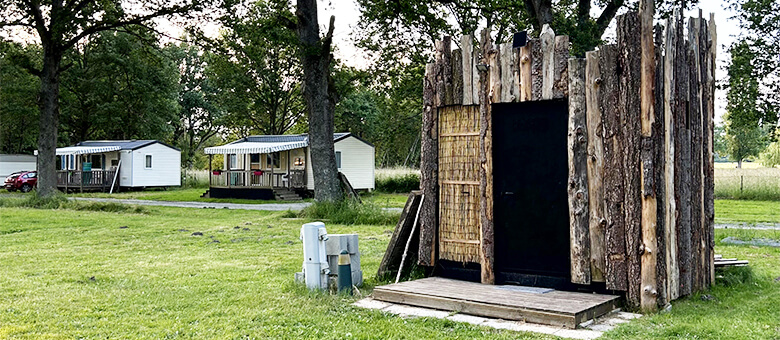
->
[[715, 166, 780, 200]]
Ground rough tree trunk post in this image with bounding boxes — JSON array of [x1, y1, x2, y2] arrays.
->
[[568, 58, 591, 285], [296, 0, 341, 202], [639, 0, 659, 312], [418, 62, 438, 266], [479, 28, 495, 284], [36, 48, 63, 197]]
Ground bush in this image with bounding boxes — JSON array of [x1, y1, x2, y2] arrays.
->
[[376, 173, 420, 193], [181, 169, 209, 188], [297, 200, 398, 225]]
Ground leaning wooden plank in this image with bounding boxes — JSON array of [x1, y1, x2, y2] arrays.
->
[[377, 191, 423, 278], [418, 62, 438, 267], [688, 16, 703, 292], [461, 35, 474, 105], [639, 0, 659, 312], [553, 36, 570, 99], [530, 39, 543, 100], [585, 50, 606, 283], [617, 12, 642, 308], [540, 25, 555, 99], [500, 42, 515, 102], [663, 12, 680, 301], [599, 44, 627, 291], [653, 23, 668, 307], [519, 44, 532, 102], [674, 12, 692, 297], [568, 58, 591, 285], [452, 48, 464, 105], [479, 28, 495, 284]]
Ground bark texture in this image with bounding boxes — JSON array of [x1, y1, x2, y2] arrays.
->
[[296, 0, 342, 202]]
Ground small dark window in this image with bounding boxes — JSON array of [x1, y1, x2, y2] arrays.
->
[[111, 159, 119, 167], [335, 151, 342, 168], [145, 155, 152, 168], [250, 154, 260, 163], [91, 154, 102, 169], [266, 152, 280, 168]]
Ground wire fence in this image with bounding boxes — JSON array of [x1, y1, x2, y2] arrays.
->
[[715, 167, 780, 200]]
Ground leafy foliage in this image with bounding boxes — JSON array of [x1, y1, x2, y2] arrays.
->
[[208, 0, 304, 136], [0, 41, 39, 154]]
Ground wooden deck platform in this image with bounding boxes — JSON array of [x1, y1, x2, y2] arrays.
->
[[372, 277, 621, 328]]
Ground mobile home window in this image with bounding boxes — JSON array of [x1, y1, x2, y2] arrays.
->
[[266, 152, 280, 168], [250, 153, 261, 170], [91, 154, 102, 169], [228, 154, 238, 169], [69, 155, 76, 170], [335, 151, 342, 169], [145, 155, 152, 169]]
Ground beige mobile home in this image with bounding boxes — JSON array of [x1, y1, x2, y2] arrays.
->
[[204, 133, 374, 200]]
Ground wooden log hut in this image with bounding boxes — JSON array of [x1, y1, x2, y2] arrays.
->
[[415, 5, 716, 312]]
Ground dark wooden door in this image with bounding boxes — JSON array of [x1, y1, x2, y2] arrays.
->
[[492, 100, 571, 282]]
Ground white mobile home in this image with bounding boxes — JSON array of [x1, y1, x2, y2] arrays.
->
[[52, 140, 181, 192], [204, 133, 375, 200], [0, 154, 37, 178]]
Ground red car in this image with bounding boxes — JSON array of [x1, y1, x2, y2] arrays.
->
[[4, 171, 37, 192]]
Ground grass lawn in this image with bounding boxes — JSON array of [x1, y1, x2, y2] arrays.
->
[[67, 188, 311, 205], [1, 202, 779, 338], [65, 188, 410, 209], [715, 199, 780, 225]]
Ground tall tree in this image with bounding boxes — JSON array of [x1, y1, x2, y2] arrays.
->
[[727, 0, 780, 125], [0, 41, 40, 154], [208, 0, 304, 136], [724, 41, 769, 168], [0, 0, 202, 196], [170, 42, 223, 168], [293, 0, 342, 202], [59, 29, 179, 144]]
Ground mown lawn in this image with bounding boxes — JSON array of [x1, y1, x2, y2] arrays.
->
[[0, 206, 528, 339], [1, 203, 779, 339], [65, 188, 410, 209], [715, 199, 780, 225]]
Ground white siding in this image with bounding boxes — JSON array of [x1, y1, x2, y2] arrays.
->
[[128, 143, 181, 187], [304, 137, 375, 190], [119, 150, 133, 186], [0, 154, 37, 177], [335, 136, 375, 190]]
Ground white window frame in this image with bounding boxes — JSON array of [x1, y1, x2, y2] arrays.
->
[[228, 154, 239, 170], [145, 154, 153, 169], [68, 155, 76, 170]]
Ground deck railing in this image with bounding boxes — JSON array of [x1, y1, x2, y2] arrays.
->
[[209, 169, 305, 189], [56, 170, 117, 191]]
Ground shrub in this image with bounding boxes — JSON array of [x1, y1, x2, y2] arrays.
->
[[376, 173, 420, 193], [297, 200, 398, 225]]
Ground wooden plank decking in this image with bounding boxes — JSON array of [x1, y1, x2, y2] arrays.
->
[[372, 277, 620, 328]]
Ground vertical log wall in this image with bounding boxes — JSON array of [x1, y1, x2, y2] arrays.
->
[[418, 7, 716, 311]]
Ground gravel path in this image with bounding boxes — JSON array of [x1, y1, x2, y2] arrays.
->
[[70, 197, 311, 211], [715, 223, 780, 230]]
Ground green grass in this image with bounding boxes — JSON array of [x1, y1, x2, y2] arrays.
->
[[602, 228, 780, 339], [362, 192, 410, 208], [295, 200, 400, 225], [68, 188, 312, 205], [715, 199, 780, 225]]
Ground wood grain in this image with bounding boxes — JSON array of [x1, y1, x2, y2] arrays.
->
[[553, 36, 570, 98], [540, 25, 555, 99], [418, 62, 438, 266], [585, 50, 606, 283], [479, 28, 495, 284], [461, 35, 474, 105], [568, 58, 591, 285]]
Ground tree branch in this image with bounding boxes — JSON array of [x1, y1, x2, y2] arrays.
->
[[596, 0, 625, 35]]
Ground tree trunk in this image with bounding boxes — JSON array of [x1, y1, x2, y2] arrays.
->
[[36, 47, 63, 197], [296, 0, 342, 202], [737, 159, 742, 168]]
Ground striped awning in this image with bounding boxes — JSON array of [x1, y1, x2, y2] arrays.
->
[[203, 141, 308, 155], [51, 146, 122, 156]]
